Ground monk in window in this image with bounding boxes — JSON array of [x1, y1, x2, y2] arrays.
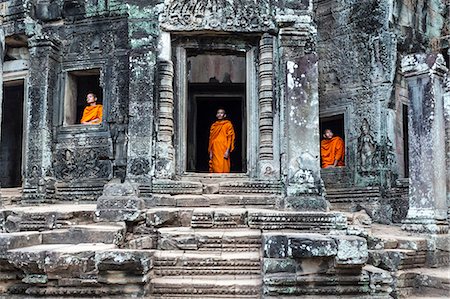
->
[[320, 128, 345, 168], [80, 93, 103, 124], [208, 108, 235, 173]]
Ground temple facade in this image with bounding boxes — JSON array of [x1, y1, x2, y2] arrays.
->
[[0, 0, 449, 298]]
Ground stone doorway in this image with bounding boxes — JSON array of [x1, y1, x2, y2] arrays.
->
[[187, 85, 246, 173], [1, 80, 25, 187]]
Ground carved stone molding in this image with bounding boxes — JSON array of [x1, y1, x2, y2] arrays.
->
[[160, 0, 273, 32]]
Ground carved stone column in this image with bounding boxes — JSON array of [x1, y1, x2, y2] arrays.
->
[[401, 53, 449, 234], [444, 73, 450, 217], [0, 26, 4, 204], [155, 58, 175, 179], [258, 33, 276, 178], [276, 3, 326, 210], [126, 49, 156, 184], [125, 5, 160, 185], [23, 37, 60, 203]]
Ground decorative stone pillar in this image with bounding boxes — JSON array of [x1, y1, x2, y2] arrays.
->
[[276, 2, 326, 210], [22, 37, 60, 203], [155, 59, 175, 179], [401, 53, 449, 234], [125, 5, 160, 185], [258, 33, 277, 179], [444, 73, 450, 216], [0, 26, 4, 205], [126, 49, 156, 184]]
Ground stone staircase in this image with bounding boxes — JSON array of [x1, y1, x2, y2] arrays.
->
[[367, 224, 450, 298], [0, 190, 449, 298]]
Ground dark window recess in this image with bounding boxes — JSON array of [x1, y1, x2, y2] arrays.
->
[[1, 81, 24, 187], [64, 69, 102, 125], [320, 114, 345, 142], [402, 104, 409, 177], [186, 52, 247, 173]]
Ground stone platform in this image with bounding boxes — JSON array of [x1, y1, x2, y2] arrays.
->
[[0, 201, 448, 298]]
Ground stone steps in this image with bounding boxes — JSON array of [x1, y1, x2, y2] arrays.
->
[[0, 204, 96, 232], [157, 227, 261, 251], [394, 266, 450, 298], [146, 207, 347, 232], [369, 248, 427, 271], [149, 194, 280, 208], [7, 243, 117, 276], [153, 250, 261, 276], [149, 275, 261, 297]]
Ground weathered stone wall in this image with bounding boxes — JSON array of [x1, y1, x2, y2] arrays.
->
[[316, 0, 397, 189]]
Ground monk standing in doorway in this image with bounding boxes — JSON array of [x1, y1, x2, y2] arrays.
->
[[320, 128, 345, 168], [80, 93, 103, 124], [208, 108, 235, 173]]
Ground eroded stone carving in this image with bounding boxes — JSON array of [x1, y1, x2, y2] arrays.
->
[[54, 148, 111, 180], [160, 0, 273, 32], [357, 118, 377, 172]]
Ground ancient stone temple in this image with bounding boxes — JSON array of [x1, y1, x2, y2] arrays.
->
[[0, 0, 449, 298]]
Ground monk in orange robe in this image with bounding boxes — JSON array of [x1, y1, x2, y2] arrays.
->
[[80, 93, 103, 124], [320, 129, 345, 168], [208, 108, 235, 173]]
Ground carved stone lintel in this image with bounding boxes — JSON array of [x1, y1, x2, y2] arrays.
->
[[160, 0, 274, 32]]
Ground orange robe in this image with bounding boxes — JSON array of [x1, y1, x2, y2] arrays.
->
[[80, 105, 103, 124], [321, 136, 345, 168], [208, 119, 235, 173]]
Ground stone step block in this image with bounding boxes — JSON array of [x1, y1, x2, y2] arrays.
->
[[40, 222, 126, 245], [0, 204, 96, 232], [369, 249, 427, 271], [146, 207, 193, 228], [263, 272, 370, 296], [206, 194, 280, 208], [191, 208, 248, 228], [153, 250, 261, 276], [0, 231, 42, 258], [150, 275, 261, 297], [7, 243, 116, 276], [95, 249, 155, 285], [158, 227, 261, 251], [248, 209, 347, 231]]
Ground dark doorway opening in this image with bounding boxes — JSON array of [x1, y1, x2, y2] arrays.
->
[[187, 83, 246, 172], [320, 114, 345, 142], [1, 81, 24, 187], [402, 104, 409, 177], [186, 51, 247, 173]]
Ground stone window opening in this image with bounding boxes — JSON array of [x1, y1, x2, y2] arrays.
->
[[320, 114, 346, 167], [185, 51, 247, 173], [63, 68, 103, 126]]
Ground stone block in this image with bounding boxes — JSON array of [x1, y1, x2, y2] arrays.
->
[[263, 232, 337, 259], [95, 249, 155, 274], [0, 232, 42, 258], [174, 195, 209, 207], [126, 236, 154, 249], [263, 258, 297, 274], [146, 208, 180, 227], [41, 223, 126, 245], [96, 196, 144, 210], [102, 181, 139, 197], [331, 235, 368, 266]]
